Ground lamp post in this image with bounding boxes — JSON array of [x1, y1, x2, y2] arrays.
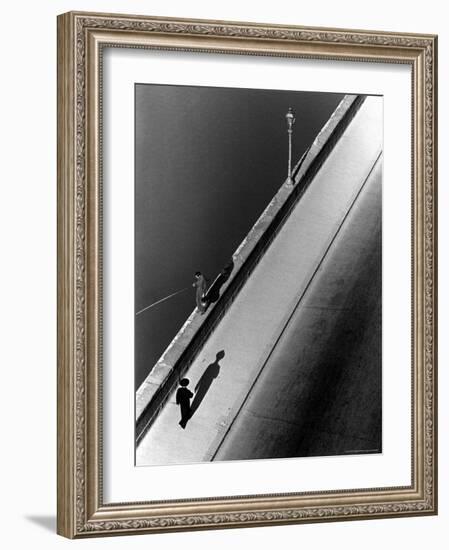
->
[[285, 107, 296, 186]]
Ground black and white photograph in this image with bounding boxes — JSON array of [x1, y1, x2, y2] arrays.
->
[[135, 84, 383, 467], [2, 0, 442, 544]]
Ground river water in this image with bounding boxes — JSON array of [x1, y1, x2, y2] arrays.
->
[[135, 84, 344, 387]]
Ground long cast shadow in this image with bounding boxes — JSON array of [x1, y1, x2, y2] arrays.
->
[[204, 261, 234, 306], [190, 350, 225, 416]]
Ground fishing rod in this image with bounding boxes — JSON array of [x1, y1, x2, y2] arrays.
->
[[136, 286, 190, 316], [135, 270, 218, 317]]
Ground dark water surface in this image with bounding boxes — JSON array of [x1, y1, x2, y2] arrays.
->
[[135, 84, 344, 387]]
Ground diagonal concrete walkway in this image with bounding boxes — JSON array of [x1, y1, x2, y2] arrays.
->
[[214, 156, 382, 461], [136, 97, 382, 467]]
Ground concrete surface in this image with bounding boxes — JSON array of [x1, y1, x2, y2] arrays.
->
[[214, 157, 382, 460]]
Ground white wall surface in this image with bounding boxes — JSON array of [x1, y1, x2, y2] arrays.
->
[[0, 0, 446, 548]]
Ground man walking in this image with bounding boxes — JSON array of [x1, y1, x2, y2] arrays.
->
[[176, 378, 193, 429]]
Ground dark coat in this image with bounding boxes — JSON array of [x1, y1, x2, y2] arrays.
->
[[176, 387, 193, 405]]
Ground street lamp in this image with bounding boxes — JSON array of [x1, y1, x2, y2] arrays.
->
[[285, 107, 296, 186]]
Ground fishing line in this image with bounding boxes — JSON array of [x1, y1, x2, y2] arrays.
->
[[136, 287, 189, 316]]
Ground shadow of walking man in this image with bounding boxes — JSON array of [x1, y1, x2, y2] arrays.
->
[[190, 350, 225, 416]]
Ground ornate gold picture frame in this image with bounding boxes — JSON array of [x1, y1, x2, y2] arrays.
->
[[57, 11, 437, 538]]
